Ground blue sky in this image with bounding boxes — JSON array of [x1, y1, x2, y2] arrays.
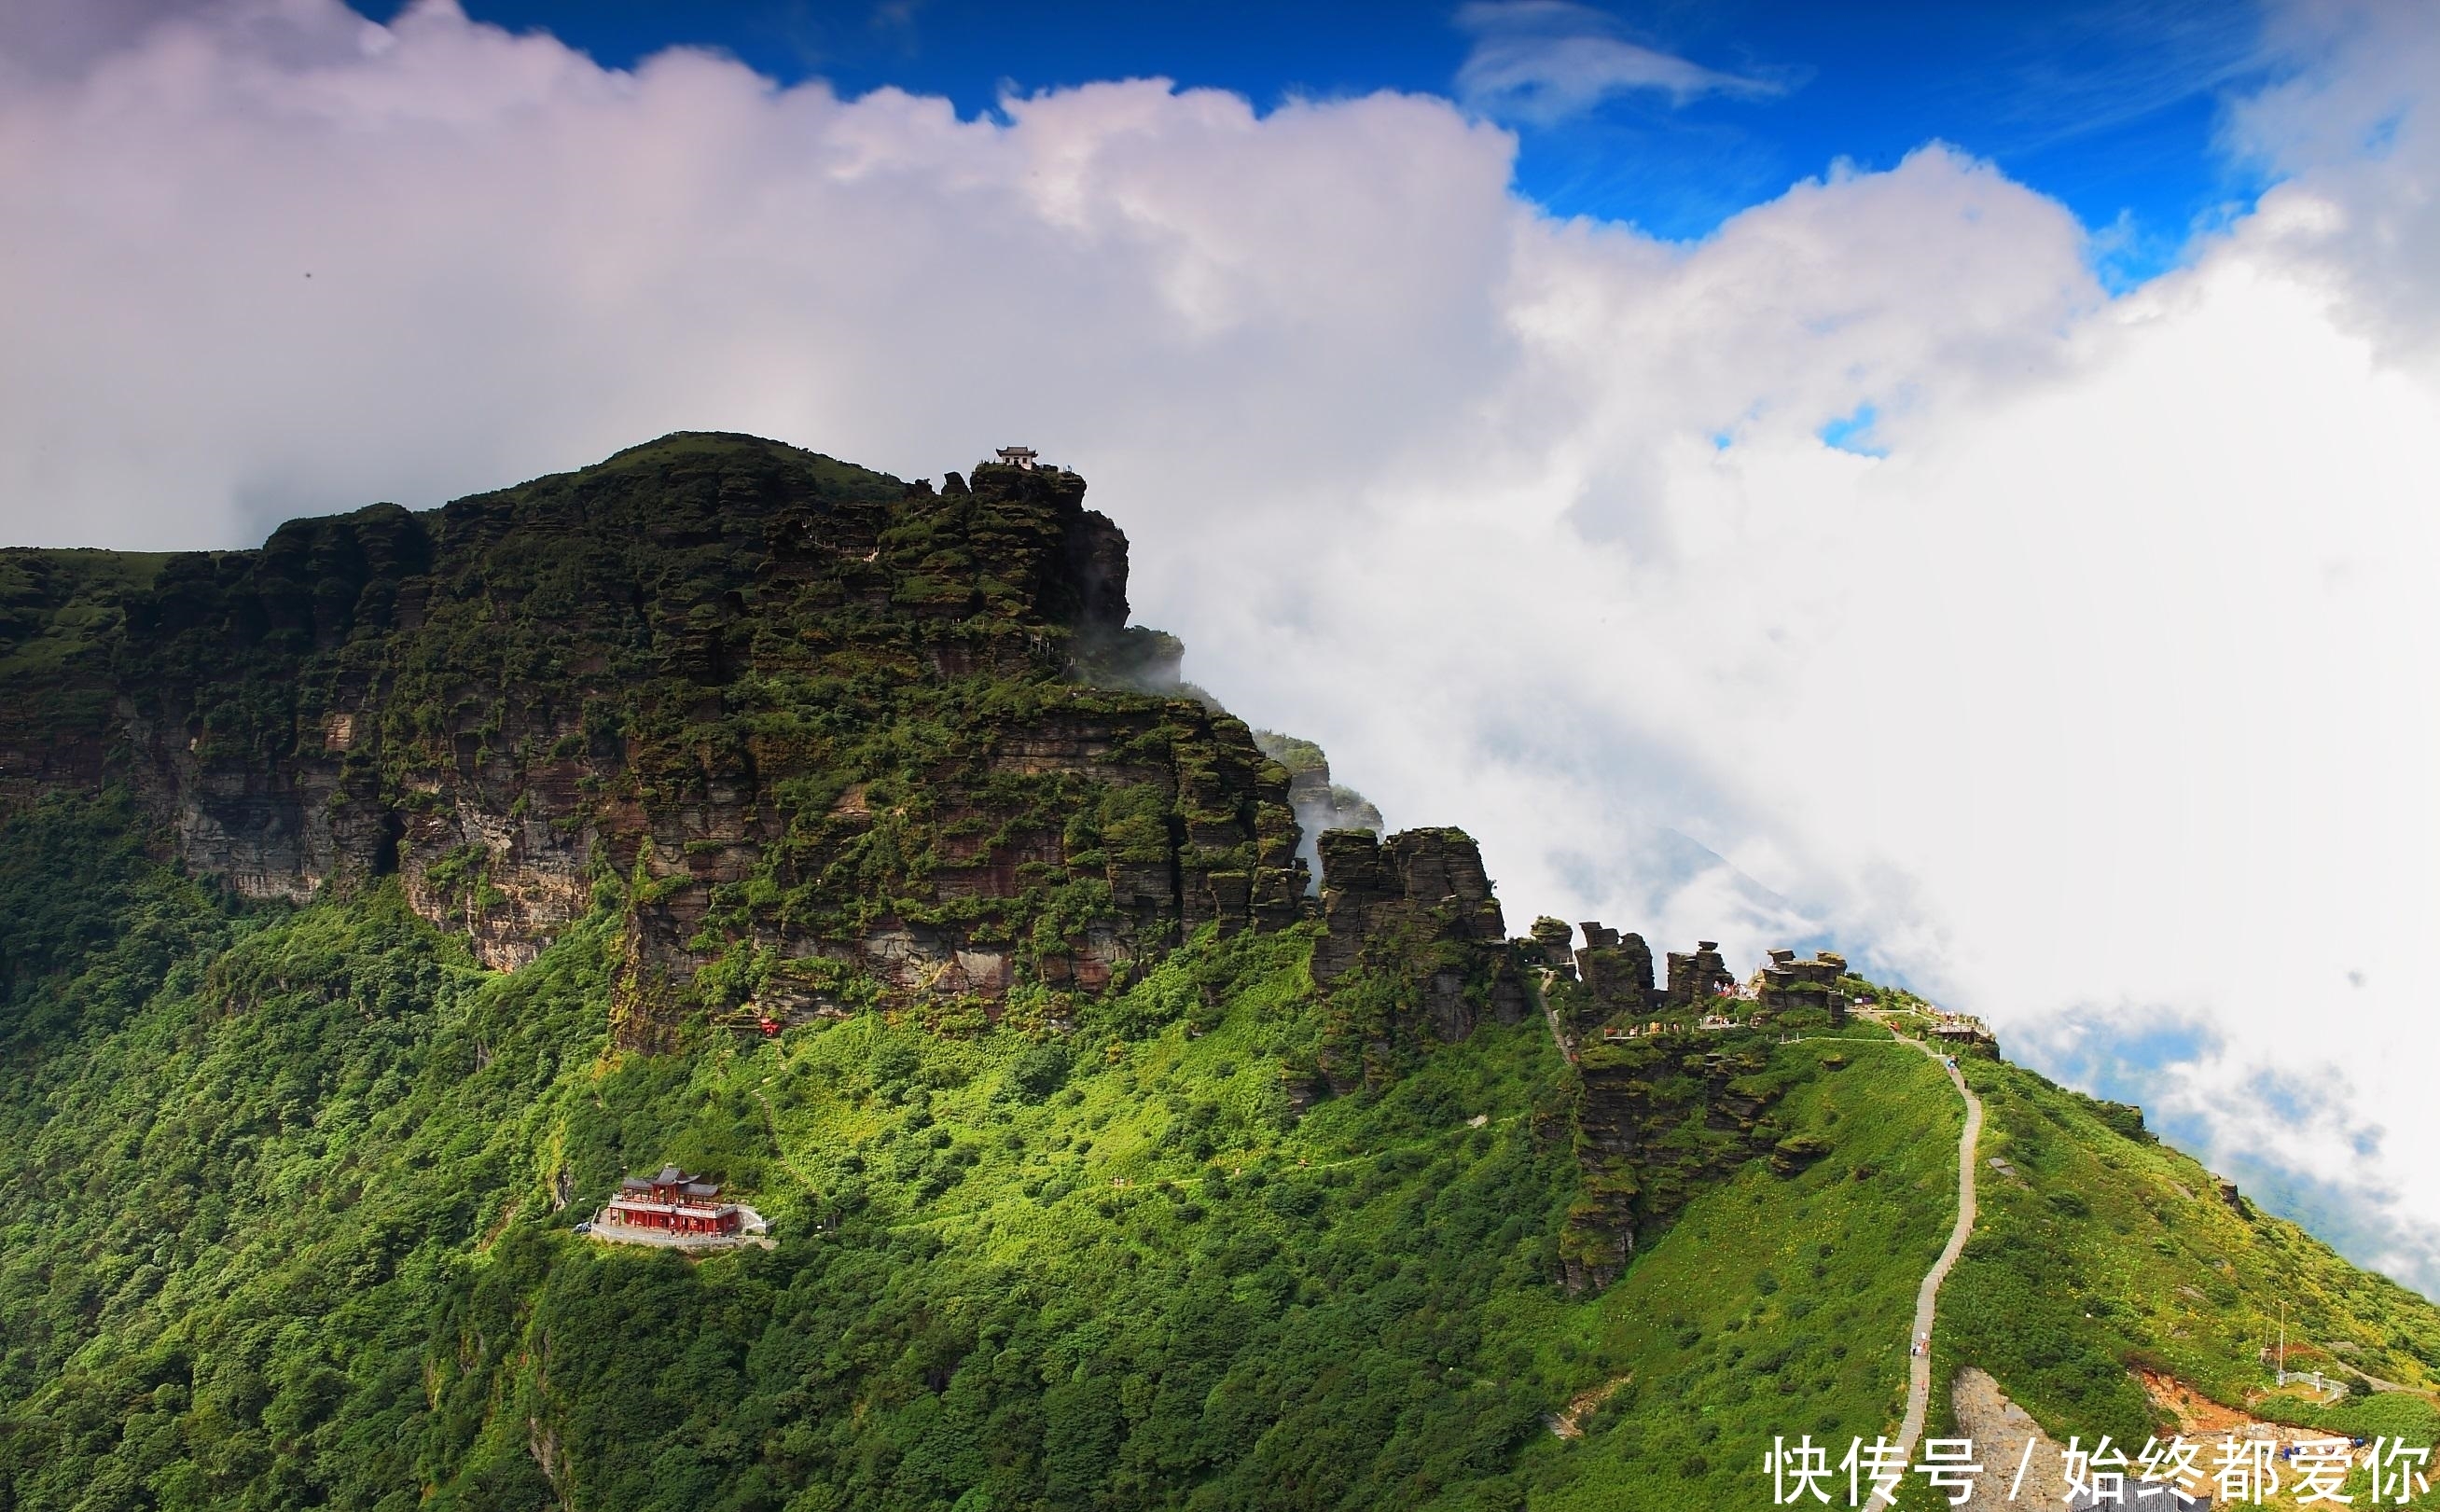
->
[[358, 0, 2278, 284]]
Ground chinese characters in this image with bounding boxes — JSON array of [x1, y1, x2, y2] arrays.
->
[[1763, 1435, 2430, 1506]]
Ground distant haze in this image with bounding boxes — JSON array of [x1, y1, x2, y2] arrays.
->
[[5, 1, 2440, 1285]]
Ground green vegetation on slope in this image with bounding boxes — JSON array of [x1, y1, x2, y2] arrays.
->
[[1530, 1033, 1965, 1511], [11, 812, 2440, 1509], [0, 548, 175, 682], [3, 796, 1594, 1510], [1938, 1046, 2440, 1447], [0, 793, 1983, 1511], [0, 436, 1313, 1055]]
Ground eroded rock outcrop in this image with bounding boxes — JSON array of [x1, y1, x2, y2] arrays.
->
[[1526, 916, 1576, 977], [1558, 1033, 1787, 1293], [1664, 940, 1737, 1006], [1250, 729, 1382, 894], [1754, 949, 1851, 1026], [1574, 922, 1657, 1020], [1306, 826, 1529, 1086], [0, 435, 1315, 1047]]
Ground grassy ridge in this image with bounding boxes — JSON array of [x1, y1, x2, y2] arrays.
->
[[1939, 1049, 2440, 1450], [0, 548, 176, 682], [1526, 1034, 1961, 1510]]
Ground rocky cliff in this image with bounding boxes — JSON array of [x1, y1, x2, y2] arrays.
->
[[1573, 921, 1657, 1025], [19, 438, 2440, 1512], [1554, 1033, 1788, 1293], [1664, 939, 1737, 1006], [0, 436, 1327, 1047], [1755, 948, 1853, 1025], [1533, 929, 1856, 1292], [1305, 826, 1529, 1083], [1250, 728, 1383, 889]]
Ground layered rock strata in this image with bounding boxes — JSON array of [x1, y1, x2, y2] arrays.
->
[[1525, 916, 1575, 978], [1755, 949, 1852, 1026], [1557, 1033, 1787, 1293], [1574, 922, 1657, 1021], [0, 435, 1318, 1047], [1664, 939, 1738, 1006], [1306, 826, 1530, 1084]]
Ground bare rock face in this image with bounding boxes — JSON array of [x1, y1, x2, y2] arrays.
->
[[1310, 827, 1507, 981], [1559, 1034, 1787, 1294], [1573, 922, 1657, 1020], [1755, 949, 1851, 1026], [1306, 826, 1528, 1086], [1526, 916, 1575, 977], [0, 435, 1315, 1047], [1664, 939, 1738, 1006]]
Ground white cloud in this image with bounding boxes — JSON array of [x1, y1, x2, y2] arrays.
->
[[0, 0, 187, 84], [1453, 0, 1783, 124], [2226, 0, 2440, 357], [6, 0, 2440, 1285]]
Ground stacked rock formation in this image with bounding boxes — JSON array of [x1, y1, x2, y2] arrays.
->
[[1664, 940, 1738, 1006], [1754, 949, 1852, 1026], [1574, 922, 1657, 1020], [1526, 916, 1576, 978], [1310, 826, 1529, 1065]]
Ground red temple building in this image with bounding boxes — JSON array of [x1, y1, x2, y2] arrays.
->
[[600, 1164, 743, 1238]]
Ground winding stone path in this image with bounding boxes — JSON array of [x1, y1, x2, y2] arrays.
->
[[1870, 1023, 1985, 1508], [1529, 991, 1986, 1490]]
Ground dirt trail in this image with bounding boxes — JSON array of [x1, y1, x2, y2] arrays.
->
[[1950, 1365, 2354, 1508], [1869, 1020, 1985, 1508], [1546, 1376, 1632, 1438]]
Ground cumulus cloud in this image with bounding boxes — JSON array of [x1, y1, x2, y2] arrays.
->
[[2227, 0, 2440, 355], [0, 0, 187, 84], [1453, 0, 1784, 124], [5, 0, 2440, 1284]]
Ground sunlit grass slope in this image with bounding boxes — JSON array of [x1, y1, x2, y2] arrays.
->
[[1521, 1032, 1961, 1511], [1939, 1047, 2440, 1450], [13, 793, 2440, 1512], [2, 796, 1603, 1510]]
